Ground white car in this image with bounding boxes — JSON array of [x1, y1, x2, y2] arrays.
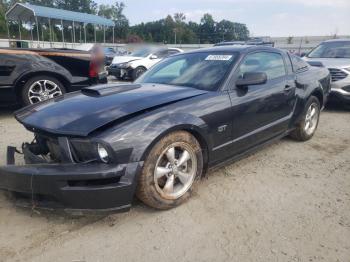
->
[[303, 39, 350, 105], [108, 47, 183, 80]]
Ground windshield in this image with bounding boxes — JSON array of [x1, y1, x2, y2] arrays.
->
[[136, 52, 237, 91], [308, 41, 350, 58], [131, 48, 152, 57]]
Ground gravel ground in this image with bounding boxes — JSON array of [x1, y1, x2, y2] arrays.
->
[[0, 105, 349, 262]]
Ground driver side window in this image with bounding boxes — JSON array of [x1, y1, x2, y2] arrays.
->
[[238, 52, 286, 80]]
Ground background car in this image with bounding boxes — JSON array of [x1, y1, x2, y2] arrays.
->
[[75, 44, 120, 66], [103, 47, 117, 66], [0, 47, 107, 106], [107, 46, 183, 80], [215, 37, 275, 47], [303, 39, 350, 105]]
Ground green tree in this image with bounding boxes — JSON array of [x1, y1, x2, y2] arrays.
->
[[55, 0, 97, 14], [200, 13, 216, 43], [0, 1, 7, 38], [98, 2, 129, 40]]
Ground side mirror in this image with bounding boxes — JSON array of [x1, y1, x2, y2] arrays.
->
[[300, 52, 306, 57], [150, 54, 158, 59], [236, 72, 267, 87]]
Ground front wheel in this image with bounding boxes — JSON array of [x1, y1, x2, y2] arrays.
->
[[290, 96, 321, 141], [136, 131, 203, 210], [132, 67, 146, 80]]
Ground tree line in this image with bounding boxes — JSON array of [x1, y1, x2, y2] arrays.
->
[[0, 0, 250, 44]]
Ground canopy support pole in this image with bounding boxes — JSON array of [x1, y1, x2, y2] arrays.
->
[[79, 24, 82, 43], [84, 24, 86, 43], [94, 25, 96, 43], [70, 26, 73, 48], [103, 25, 106, 44], [6, 19, 10, 46], [49, 18, 52, 47], [18, 20, 22, 41], [30, 21, 33, 48], [61, 20, 65, 47], [35, 16, 40, 47], [41, 24, 44, 46], [112, 26, 115, 44], [72, 21, 76, 47]]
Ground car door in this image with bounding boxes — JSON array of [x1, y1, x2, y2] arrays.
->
[[227, 51, 296, 154]]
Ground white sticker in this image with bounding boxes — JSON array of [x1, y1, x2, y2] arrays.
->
[[205, 55, 233, 61]]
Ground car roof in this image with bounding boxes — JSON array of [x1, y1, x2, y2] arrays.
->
[[168, 47, 183, 52], [187, 45, 283, 54], [323, 38, 350, 43]]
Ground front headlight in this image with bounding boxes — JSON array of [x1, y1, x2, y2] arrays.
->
[[343, 67, 350, 73], [97, 143, 109, 163], [118, 62, 130, 68]]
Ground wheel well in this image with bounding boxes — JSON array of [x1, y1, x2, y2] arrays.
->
[[141, 128, 209, 175], [182, 128, 209, 175], [310, 89, 324, 108], [135, 66, 147, 70], [14, 71, 70, 99]]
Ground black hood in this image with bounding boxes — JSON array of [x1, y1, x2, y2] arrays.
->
[[15, 84, 208, 136]]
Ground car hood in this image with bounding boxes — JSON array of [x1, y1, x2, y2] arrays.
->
[[15, 84, 208, 136], [111, 56, 143, 64], [303, 57, 350, 68]]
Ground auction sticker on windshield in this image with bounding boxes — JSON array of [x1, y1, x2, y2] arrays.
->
[[205, 55, 233, 61]]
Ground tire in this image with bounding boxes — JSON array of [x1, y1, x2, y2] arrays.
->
[[136, 131, 203, 210], [21, 76, 65, 106], [132, 66, 146, 80], [290, 96, 321, 141]]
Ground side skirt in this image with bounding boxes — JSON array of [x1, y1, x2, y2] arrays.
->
[[207, 130, 293, 174]]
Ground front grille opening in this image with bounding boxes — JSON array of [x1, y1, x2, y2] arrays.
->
[[67, 176, 121, 187]]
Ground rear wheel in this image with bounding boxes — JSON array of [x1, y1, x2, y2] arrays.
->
[[290, 96, 320, 141], [136, 131, 203, 210], [21, 76, 65, 106]]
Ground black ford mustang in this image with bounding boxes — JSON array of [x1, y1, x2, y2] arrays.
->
[[0, 46, 330, 213]]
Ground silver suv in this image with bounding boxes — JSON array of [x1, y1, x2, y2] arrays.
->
[[304, 39, 350, 105]]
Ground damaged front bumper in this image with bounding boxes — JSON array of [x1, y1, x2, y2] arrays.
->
[[0, 145, 143, 213]]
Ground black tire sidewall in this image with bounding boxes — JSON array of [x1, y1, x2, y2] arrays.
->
[[21, 76, 65, 106], [136, 131, 203, 209]]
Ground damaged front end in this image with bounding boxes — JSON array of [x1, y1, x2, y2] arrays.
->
[[0, 133, 143, 213]]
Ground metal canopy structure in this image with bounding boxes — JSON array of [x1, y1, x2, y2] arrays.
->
[[5, 3, 115, 47]]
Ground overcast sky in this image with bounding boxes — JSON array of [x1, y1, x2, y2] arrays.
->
[[95, 0, 350, 37]]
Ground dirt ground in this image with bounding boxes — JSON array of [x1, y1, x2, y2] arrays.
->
[[0, 106, 349, 262]]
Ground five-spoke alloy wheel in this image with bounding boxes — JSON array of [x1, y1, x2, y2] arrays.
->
[[304, 102, 319, 136], [154, 142, 197, 200], [137, 131, 203, 210], [290, 96, 321, 141]]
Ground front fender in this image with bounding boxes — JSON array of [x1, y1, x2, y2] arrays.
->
[[97, 111, 210, 164]]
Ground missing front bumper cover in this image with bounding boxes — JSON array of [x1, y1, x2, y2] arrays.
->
[[1, 143, 144, 211]]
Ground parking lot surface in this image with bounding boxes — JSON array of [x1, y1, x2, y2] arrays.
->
[[0, 106, 349, 262]]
